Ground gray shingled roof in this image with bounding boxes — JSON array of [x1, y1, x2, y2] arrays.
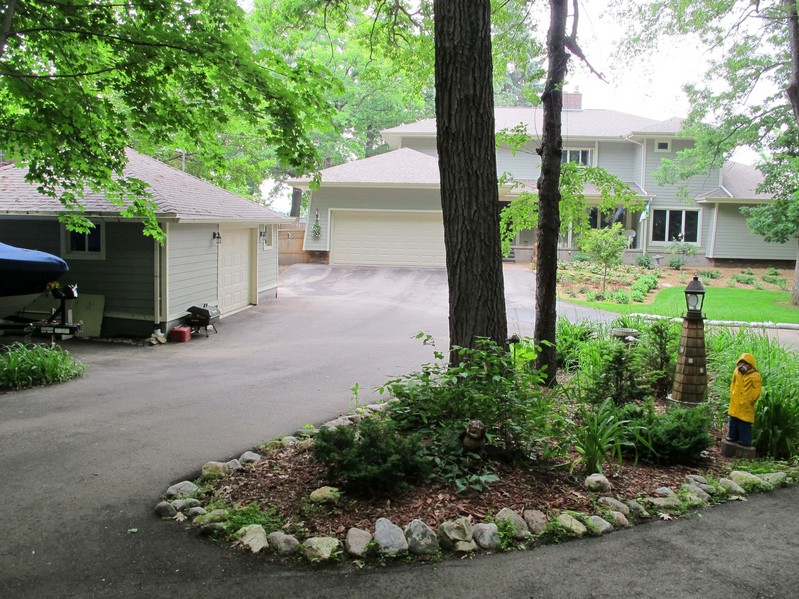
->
[[288, 147, 440, 188], [696, 162, 771, 202], [0, 148, 288, 223], [382, 107, 682, 148]]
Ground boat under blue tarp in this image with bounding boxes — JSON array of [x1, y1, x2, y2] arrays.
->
[[0, 242, 68, 315]]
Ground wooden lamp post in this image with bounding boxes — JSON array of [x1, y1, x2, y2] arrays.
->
[[670, 276, 707, 405]]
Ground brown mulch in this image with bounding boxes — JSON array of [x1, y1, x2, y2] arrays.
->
[[205, 432, 732, 539]]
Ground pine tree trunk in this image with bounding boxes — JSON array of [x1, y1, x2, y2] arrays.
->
[[434, 0, 508, 363], [534, 0, 570, 385]]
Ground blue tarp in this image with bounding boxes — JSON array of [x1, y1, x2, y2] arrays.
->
[[0, 242, 68, 272]]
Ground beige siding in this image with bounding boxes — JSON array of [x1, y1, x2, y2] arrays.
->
[[258, 224, 278, 293], [710, 204, 797, 260], [305, 187, 441, 251], [166, 224, 218, 320]]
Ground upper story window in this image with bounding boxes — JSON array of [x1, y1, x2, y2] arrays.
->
[[654, 140, 672, 153], [651, 209, 699, 243], [63, 223, 105, 260], [562, 148, 591, 166]]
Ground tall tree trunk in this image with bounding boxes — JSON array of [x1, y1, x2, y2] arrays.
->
[[290, 187, 302, 218], [534, 0, 570, 385], [434, 0, 508, 363], [784, 0, 799, 305], [793, 243, 799, 306]]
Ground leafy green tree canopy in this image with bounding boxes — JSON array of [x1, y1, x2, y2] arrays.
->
[[0, 0, 335, 238]]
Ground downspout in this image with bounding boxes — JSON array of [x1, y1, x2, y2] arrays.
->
[[624, 135, 650, 253], [153, 233, 162, 333]]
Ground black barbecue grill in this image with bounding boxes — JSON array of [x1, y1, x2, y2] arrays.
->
[[186, 304, 220, 336]]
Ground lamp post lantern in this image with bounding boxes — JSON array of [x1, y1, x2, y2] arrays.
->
[[670, 276, 708, 405]]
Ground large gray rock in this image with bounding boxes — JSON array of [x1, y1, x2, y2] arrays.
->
[[404, 519, 439, 555], [322, 417, 354, 430], [187, 507, 207, 518], [644, 495, 683, 511], [585, 515, 614, 536], [759, 472, 788, 488], [453, 540, 478, 553], [495, 508, 530, 540], [683, 484, 712, 502], [653, 486, 675, 497], [685, 474, 708, 485], [171, 498, 201, 512], [166, 481, 199, 498], [473, 523, 501, 550], [236, 524, 268, 553], [154, 501, 177, 518], [598, 496, 630, 515], [225, 459, 243, 471], [239, 451, 262, 464], [609, 511, 630, 528], [624, 500, 651, 519], [267, 531, 300, 556], [437, 517, 474, 551], [523, 510, 548, 535], [731, 470, 774, 493], [555, 513, 587, 538], [344, 528, 372, 558], [374, 518, 408, 555], [719, 477, 747, 495], [584, 473, 612, 493], [303, 537, 340, 561]]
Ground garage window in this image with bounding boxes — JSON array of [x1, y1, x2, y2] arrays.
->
[[63, 223, 105, 260]]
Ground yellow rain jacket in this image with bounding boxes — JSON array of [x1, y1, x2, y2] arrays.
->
[[728, 353, 762, 423]]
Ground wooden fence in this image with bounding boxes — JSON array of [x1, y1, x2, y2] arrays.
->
[[278, 223, 310, 265]]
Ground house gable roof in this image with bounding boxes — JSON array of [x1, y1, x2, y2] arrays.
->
[[0, 149, 289, 223], [696, 161, 771, 202], [382, 107, 684, 149], [288, 147, 441, 189]]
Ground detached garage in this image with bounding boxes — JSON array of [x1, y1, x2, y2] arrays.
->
[[330, 210, 445, 267], [289, 148, 445, 268], [0, 149, 289, 336]]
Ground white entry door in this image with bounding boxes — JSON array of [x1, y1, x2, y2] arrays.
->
[[218, 227, 252, 313]]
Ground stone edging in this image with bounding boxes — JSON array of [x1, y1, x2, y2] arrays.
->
[[154, 408, 796, 565]]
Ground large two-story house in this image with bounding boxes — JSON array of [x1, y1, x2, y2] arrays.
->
[[290, 93, 794, 268]]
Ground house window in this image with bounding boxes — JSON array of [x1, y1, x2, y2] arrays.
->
[[587, 207, 625, 229], [63, 223, 105, 259], [561, 149, 591, 166], [651, 209, 699, 243], [261, 225, 274, 250], [654, 140, 672, 153]]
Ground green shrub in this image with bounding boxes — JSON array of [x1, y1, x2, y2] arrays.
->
[[580, 340, 654, 406], [623, 403, 714, 466], [223, 503, 284, 540], [731, 273, 756, 285], [573, 251, 590, 262], [0, 342, 85, 390], [636, 254, 653, 268], [762, 274, 787, 289], [556, 318, 599, 370], [311, 418, 430, 498], [568, 399, 643, 474], [612, 290, 631, 304], [754, 381, 799, 459], [635, 319, 680, 399], [668, 256, 686, 270], [766, 267, 780, 276], [743, 267, 754, 275], [631, 290, 647, 303], [697, 269, 721, 280]]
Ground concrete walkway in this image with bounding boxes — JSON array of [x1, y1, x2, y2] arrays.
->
[[1, 264, 797, 598]]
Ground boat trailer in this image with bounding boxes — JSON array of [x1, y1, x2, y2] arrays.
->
[[0, 284, 82, 341]]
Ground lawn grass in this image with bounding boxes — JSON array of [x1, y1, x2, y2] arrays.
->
[[567, 286, 799, 323]]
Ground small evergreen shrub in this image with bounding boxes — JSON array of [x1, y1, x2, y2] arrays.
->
[[623, 403, 714, 466], [573, 252, 590, 262], [612, 290, 631, 304], [762, 274, 787, 289], [631, 290, 647, 303], [581, 340, 654, 406], [731, 273, 756, 285], [668, 256, 686, 270], [311, 418, 430, 498], [636, 254, 653, 268]]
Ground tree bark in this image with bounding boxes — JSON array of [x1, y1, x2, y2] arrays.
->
[[290, 187, 302, 218], [0, 0, 17, 60], [434, 0, 508, 363], [783, 0, 799, 305], [534, 0, 570, 385], [793, 242, 799, 306]]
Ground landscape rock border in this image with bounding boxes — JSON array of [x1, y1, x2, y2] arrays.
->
[[156, 410, 797, 566]]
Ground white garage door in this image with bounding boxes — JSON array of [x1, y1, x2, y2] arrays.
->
[[330, 211, 446, 267], [218, 227, 252, 313]]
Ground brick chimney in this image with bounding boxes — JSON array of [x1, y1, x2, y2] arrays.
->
[[563, 91, 583, 110]]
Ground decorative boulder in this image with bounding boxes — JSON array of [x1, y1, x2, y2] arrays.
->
[[236, 524, 268, 553], [281, 436, 298, 447], [584, 473, 612, 493], [731, 470, 773, 493], [759, 472, 788, 488], [584, 515, 614, 536], [598, 497, 629, 515], [225, 459, 243, 471], [187, 507, 207, 518], [653, 487, 675, 497], [239, 451, 262, 464], [437, 517, 474, 551], [154, 501, 177, 518], [344, 528, 372, 558], [609, 511, 630, 528], [473, 523, 501, 550], [303, 537, 340, 562], [404, 519, 439, 556], [644, 495, 683, 511], [624, 500, 651, 519], [171, 498, 201, 512], [683, 484, 712, 503], [555, 513, 587, 538], [166, 481, 199, 498], [523, 510, 548, 535], [267, 531, 300, 556], [719, 477, 746, 495], [309, 486, 341, 504], [685, 474, 708, 486], [374, 518, 408, 555], [495, 508, 530, 540]]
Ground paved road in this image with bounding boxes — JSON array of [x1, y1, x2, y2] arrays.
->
[[1, 264, 798, 598]]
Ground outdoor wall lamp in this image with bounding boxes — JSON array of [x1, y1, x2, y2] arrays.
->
[[212, 231, 222, 244], [259, 227, 268, 240]]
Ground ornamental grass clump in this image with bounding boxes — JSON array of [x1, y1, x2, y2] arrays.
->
[[0, 342, 85, 390]]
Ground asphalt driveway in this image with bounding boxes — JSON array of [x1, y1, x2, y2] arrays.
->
[[2, 264, 798, 598]]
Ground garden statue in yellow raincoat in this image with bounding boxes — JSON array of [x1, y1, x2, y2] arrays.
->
[[725, 353, 762, 447]]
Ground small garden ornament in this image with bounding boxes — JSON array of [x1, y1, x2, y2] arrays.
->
[[726, 353, 762, 448]]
